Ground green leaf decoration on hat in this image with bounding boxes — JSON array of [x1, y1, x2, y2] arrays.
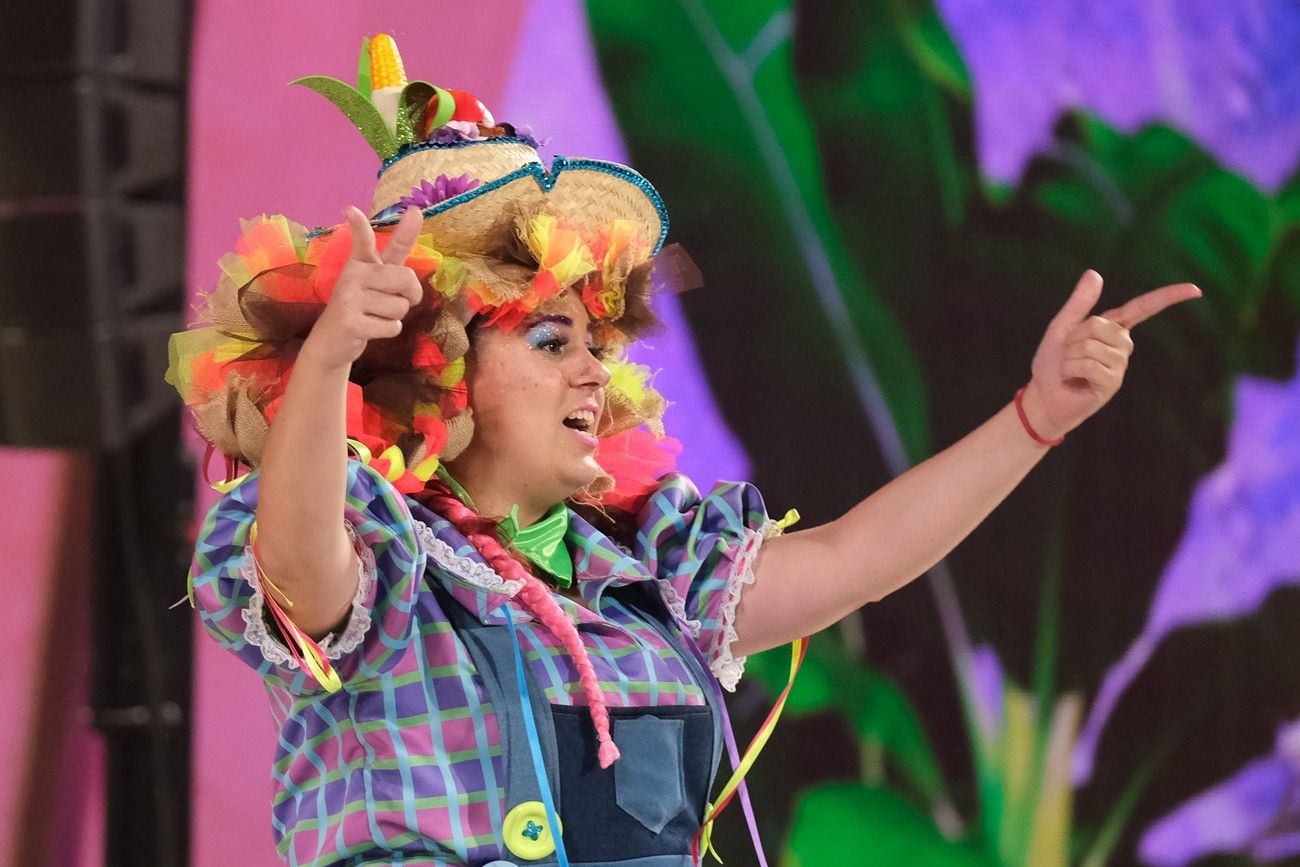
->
[[423, 82, 458, 134], [291, 74, 399, 159], [291, 36, 453, 162], [355, 34, 372, 99], [397, 80, 454, 149]]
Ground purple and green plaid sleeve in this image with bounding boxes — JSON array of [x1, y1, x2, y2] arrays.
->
[[188, 460, 425, 694], [634, 473, 775, 689]]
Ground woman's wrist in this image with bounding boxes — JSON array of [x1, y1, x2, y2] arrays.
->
[[298, 333, 357, 377], [1016, 382, 1067, 446]]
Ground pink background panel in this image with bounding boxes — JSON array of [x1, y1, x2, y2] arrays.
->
[[187, 5, 529, 865]]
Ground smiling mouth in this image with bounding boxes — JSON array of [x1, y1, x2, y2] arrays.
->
[[563, 409, 596, 433]]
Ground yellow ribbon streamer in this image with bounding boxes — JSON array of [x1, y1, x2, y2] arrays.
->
[[248, 522, 343, 693], [696, 506, 804, 863], [346, 438, 374, 465], [210, 472, 252, 494], [697, 635, 808, 863], [775, 508, 801, 531]]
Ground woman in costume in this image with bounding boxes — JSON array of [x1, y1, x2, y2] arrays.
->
[[169, 35, 1200, 867]]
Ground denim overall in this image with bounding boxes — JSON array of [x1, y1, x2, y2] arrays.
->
[[440, 582, 724, 867]]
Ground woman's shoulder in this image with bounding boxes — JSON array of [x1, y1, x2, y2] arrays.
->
[[639, 472, 766, 517]]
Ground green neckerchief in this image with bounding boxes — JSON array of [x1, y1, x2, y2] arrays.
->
[[435, 466, 575, 588], [499, 503, 574, 588]]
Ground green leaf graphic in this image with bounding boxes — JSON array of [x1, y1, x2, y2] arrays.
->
[[587, 0, 932, 508], [783, 784, 993, 867], [291, 75, 397, 159]]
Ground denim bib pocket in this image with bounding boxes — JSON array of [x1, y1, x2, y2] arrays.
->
[[612, 716, 687, 834]]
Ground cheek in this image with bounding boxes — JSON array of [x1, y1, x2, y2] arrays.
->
[[468, 365, 555, 436]]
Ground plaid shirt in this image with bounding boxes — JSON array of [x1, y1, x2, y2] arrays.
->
[[189, 461, 773, 865]]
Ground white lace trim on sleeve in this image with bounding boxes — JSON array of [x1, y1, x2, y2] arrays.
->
[[413, 519, 526, 595], [710, 518, 780, 692], [318, 524, 376, 658], [239, 556, 294, 668], [659, 581, 703, 640], [239, 522, 378, 669]]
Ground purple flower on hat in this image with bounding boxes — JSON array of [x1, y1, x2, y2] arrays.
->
[[398, 173, 482, 210], [371, 173, 483, 223], [428, 126, 470, 145], [1072, 344, 1300, 786], [427, 121, 544, 149], [1138, 718, 1300, 865], [511, 123, 546, 149], [442, 120, 483, 141]]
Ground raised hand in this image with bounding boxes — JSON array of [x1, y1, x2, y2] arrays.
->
[[1021, 270, 1202, 440], [300, 205, 426, 371]]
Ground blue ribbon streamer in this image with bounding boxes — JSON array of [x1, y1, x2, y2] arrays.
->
[[502, 603, 570, 867]]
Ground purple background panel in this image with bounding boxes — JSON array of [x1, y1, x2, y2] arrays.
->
[[939, 0, 1300, 190]]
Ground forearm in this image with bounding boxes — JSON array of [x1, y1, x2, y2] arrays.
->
[[734, 389, 1054, 654], [254, 345, 358, 637], [825, 395, 1050, 600]]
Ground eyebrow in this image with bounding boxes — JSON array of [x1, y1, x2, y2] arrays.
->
[[528, 313, 595, 332]]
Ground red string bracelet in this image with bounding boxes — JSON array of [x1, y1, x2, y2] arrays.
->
[[1014, 387, 1065, 447]]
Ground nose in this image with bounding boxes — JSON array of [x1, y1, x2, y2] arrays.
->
[[574, 348, 610, 389]]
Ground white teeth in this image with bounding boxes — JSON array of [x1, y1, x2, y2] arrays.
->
[[565, 409, 596, 430]]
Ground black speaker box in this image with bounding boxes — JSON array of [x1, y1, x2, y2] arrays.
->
[[0, 4, 193, 866], [0, 0, 186, 449]]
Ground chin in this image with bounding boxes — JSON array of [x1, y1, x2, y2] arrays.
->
[[557, 459, 603, 498]]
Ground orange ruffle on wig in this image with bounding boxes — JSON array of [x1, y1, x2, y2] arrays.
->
[[168, 210, 670, 495], [167, 215, 469, 489]]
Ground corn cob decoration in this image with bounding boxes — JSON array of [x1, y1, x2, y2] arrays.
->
[[367, 34, 407, 132], [291, 34, 454, 161]]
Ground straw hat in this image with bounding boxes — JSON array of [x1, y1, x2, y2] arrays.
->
[[296, 35, 667, 258], [365, 141, 667, 257]]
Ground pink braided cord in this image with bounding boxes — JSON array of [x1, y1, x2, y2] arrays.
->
[[415, 483, 621, 768]]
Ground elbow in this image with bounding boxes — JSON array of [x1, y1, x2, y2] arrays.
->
[[252, 513, 354, 595]]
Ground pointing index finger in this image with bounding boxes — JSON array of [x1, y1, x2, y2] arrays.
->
[[1099, 283, 1202, 328]]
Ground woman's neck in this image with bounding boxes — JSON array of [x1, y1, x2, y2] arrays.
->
[[441, 460, 557, 527]]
